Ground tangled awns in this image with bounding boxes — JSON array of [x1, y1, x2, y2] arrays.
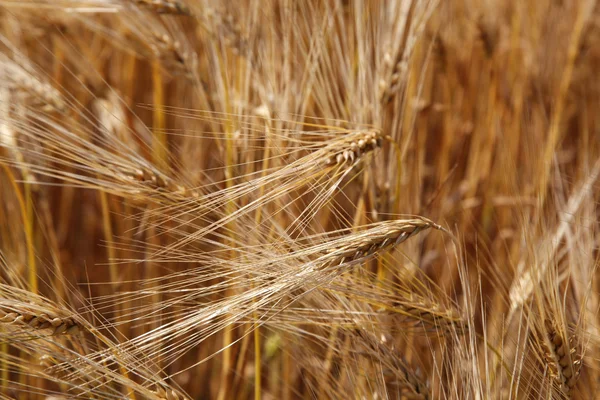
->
[[0, 1, 599, 399]]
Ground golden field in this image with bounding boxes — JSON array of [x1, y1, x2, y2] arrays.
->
[[0, 1, 599, 399]]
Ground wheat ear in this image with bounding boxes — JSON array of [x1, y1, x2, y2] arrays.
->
[[317, 217, 444, 269], [542, 321, 582, 397], [0, 308, 80, 336], [353, 327, 430, 399]]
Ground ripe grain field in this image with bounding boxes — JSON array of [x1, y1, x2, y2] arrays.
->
[[0, 1, 599, 399]]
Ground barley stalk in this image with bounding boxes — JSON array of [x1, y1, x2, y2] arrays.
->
[[0, 1, 598, 398]]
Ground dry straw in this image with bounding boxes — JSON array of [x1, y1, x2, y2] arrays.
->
[[0, 1, 598, 398], [134, 0, 192, 16]]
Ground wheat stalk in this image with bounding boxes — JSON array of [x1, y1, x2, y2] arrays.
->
[[55, 217, 440, 382], [0, 1, 598, 398]]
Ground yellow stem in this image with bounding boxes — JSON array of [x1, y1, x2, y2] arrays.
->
[[539, 3, 591, 206], [99, 190, 118, 285], [0, 342, 6, 393], [24, 184, 36, 294], [2, 165, 36, 293], [152, 60, 167, 171], [218, 54, 238, 400]]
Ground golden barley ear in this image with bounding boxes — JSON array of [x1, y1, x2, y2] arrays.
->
[[0, 1, 598, 399], [544, 322, 582, 395], [352, 327, 430, 399], [0, 284, 85, 339], [0, 308, 81, 336]]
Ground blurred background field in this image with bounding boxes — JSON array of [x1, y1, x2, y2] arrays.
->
[[0, 1, 599, 399]]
